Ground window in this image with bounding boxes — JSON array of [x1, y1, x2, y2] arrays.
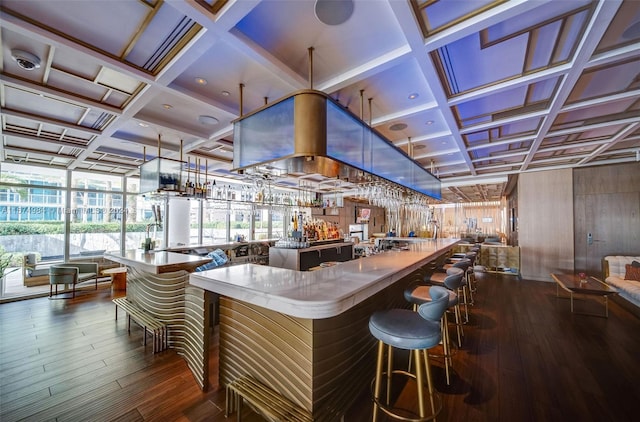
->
[[70, 173, 125, 256], [72, 171, 123, 191], [203, 201, 228, 244]]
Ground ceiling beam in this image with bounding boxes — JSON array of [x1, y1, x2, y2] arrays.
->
[[522, 1, 622, 171]]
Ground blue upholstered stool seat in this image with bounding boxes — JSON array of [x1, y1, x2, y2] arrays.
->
[[369, 286, 450, 421], [406, 285, 458, 308], [369, 309, 441, 350], [443, 258, 471, 271], [425, 267, 464, 286]]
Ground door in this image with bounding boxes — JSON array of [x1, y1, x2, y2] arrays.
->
[[575, 191, 640, 275]]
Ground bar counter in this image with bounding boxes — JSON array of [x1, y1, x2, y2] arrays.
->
[[189, 238, 459, 420], [104, 249, 212, 274], [190, 238, 458, 319]]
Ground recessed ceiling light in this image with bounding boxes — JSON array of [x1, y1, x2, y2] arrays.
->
[[221, 91, 230, 96], [426, 120, 434, 125], [441, 141, 447, 145], [198, 115, 219, 125], [389, 123, 407, 131], [162, 104, 173, 110], [195, 77, 208, 85], [408, 93, 419, 100], [138, 122, 149, 128]]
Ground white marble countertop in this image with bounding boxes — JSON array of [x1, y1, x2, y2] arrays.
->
[[105, 250, 212, 274], [189, 238, 459, 319]]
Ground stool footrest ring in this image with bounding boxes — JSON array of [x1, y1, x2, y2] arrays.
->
[[370, 369, 442, 422]]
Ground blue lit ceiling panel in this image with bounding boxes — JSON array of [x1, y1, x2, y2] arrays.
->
[[433, 2, 593, 96]]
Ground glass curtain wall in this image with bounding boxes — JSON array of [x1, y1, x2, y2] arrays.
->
[[203, 201, 230, 244], [435, 201, 506, 241], [0, 163, 67, 298], [1, 162, 296, 300], [230, 202, 252, 242], [69, 171, 124, 257]]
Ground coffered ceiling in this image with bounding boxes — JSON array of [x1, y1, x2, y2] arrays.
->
[[1, 0, 639, 203]]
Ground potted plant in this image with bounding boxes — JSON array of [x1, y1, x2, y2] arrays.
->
[[0, 246, 13, 284]]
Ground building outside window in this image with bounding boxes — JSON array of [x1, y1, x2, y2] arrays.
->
[[69, 172, 124, 257], [202, 201, 229, 244], [0, 163, 68, 299]]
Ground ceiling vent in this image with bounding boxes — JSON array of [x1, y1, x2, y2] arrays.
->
[[10, 49, 41, 71]]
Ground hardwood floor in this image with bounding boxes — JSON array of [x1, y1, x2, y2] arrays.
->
[[1, 272, 639, 421]]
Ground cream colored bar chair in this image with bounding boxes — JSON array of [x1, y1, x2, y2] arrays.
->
[[369, 286, 449, 422], [405, 270, 465, 385]]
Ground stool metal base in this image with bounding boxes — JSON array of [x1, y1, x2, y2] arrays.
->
[[371, 369, 442, 422], [372, 343, 442, 422]]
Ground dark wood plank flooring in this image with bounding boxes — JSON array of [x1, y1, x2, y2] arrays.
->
[[2, 272, 640, 421]]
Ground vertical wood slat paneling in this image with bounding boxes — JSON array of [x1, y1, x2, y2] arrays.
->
[[573, 162, 640, 274], [518, 168, 574, 281]]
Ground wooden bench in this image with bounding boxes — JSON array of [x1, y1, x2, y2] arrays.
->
[[113, 297, 166, 353], [225, 376, 313, 422]]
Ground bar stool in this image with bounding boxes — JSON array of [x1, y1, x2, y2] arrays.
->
[[468, 247, 481, 295], [455, 252, 477, 306], [423, 266, 463, 287], [404, 270, 465, 385], [422, 267, 466, 345], [369, 286, 449, 422], [435, 260, 472, 324]]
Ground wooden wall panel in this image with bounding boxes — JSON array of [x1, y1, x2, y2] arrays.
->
[[574, 162, 640, 195], [574, 162, 640, 275], [518, 169, 574, 281]]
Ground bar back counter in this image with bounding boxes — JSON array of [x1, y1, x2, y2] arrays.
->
[[190, 238, 458, 420]]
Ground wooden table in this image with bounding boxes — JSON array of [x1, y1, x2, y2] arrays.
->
[[102, 267, 127, 292], [551, 273, 618, 317]]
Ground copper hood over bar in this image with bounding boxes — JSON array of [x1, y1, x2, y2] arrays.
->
[[232, 90, 441, 200]]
